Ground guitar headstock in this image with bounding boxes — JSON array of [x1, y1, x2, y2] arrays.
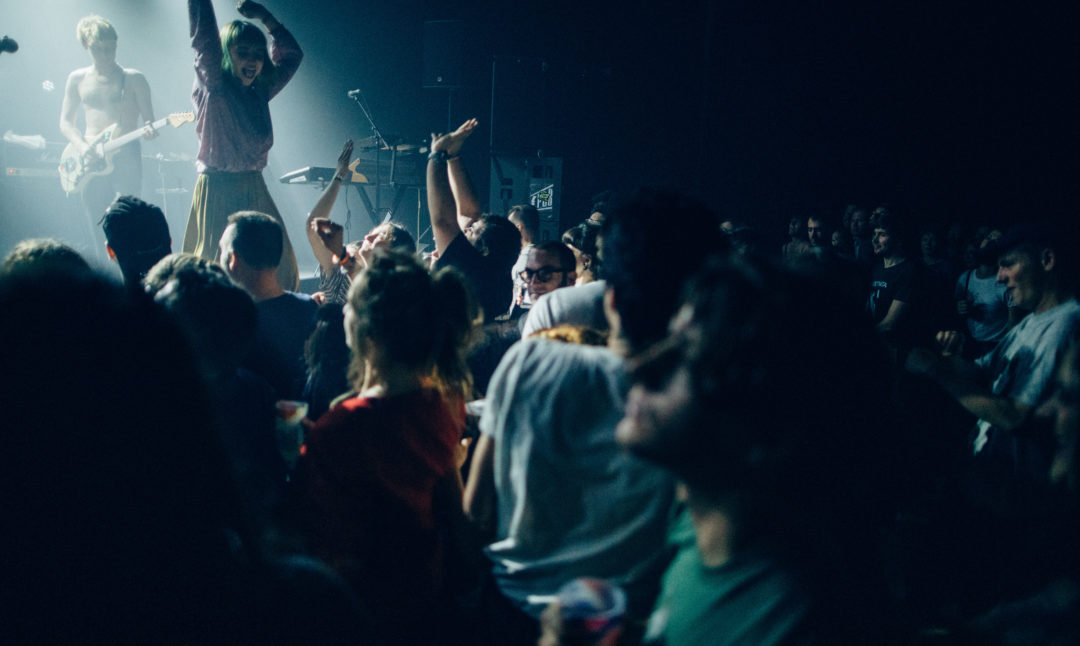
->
[[167, 112, 196, 128]]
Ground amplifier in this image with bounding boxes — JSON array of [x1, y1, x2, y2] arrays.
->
[[6, 166, 59, 179]]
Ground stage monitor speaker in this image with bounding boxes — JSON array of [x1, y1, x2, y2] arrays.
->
[[489, 155, 562, 243], [423, 20, 465, 89], [490, 56, 549, 154]]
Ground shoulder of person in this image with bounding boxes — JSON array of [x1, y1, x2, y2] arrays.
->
[[294, 292, 320, 315], [311, 393, 368, 430], [437, 232, 479, 265], [284, 290, 316, 303], [122, 68, 150, 83], [516, 337, 619, 378], [68, 66, 92, 81], [445, 231, 474, 254], [327, 390, 358, 412], [1050, 299, 1080, 329]]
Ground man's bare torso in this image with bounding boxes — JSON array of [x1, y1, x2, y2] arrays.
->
[[72, 65, 143, 138]]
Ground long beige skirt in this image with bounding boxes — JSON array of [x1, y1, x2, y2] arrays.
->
[[182, 171, 300, 291]]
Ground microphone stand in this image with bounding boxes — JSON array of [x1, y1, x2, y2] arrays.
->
[[347, 89, 395, 222]]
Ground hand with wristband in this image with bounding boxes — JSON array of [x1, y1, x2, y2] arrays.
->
[[429, 118, 483, 229], [429, 117, 478, 161]]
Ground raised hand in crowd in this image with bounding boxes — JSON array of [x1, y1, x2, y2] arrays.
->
[[431, 118, 483, 226], [430, 117, 478, 157], [305, 140, 353, 272]]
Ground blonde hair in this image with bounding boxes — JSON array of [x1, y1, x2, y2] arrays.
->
[[528, 324, 608, 347], [76, 15, 117, 49]]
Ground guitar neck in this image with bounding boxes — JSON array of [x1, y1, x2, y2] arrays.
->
[[102, 116, 172, 153]]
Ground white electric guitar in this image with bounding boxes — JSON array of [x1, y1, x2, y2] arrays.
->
[[58, 111, 194, 195]]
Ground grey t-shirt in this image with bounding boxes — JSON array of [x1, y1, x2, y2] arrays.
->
[[480, 338, 674, 618], [955, 269, 1012, 345], [972, 299, 1080, 452]]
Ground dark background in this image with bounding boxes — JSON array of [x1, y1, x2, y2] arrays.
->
[[1, 0, 1076, 274]]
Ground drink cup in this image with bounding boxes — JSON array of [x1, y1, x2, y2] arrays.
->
[[554, 578, 626, 646], [274, 400, 309, 466]]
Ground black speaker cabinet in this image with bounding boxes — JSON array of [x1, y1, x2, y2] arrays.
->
[[489, 56, 549, 155]]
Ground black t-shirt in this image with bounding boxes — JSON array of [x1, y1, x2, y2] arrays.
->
[[435, 233, 513, 323], [248, 292, 319, 400], [868, 259, 917, 324], [868, 258, 933, 348]]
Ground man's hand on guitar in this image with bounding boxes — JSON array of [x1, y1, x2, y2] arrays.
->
[[77, 140, 101, 161], [59, 113, 193, 195]]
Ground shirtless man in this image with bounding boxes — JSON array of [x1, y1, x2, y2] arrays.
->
[[60, 15, 155, 259]]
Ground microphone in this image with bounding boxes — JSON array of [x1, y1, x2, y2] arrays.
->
[[346, 89, 361, 98], [0, 36, 18, 54]]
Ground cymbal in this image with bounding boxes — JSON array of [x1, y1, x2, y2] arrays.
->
[[353, 143, 425, 156], [146, 152, 194, 162], [353, 135, 425, 153]]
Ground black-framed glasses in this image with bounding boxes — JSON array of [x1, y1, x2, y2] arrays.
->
[[519, 266, 567, 283]]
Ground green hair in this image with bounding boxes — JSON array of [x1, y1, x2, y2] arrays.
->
[[219, 20, 276, 88]]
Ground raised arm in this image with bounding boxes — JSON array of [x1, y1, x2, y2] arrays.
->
[[189, 0, 223, 88], [427, 133, 460, 256], [428, 118, 482, 254], [238, 0, 303, 98], [443, 118, 482, 226], [305, 140, 353, 275]]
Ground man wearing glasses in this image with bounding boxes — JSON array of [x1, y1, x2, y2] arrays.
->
[[520, 241, 577, 307]]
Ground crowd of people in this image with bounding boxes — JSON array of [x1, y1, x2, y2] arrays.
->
[[5, 2, 1079, 644], [5, 127, 1080, 643]]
